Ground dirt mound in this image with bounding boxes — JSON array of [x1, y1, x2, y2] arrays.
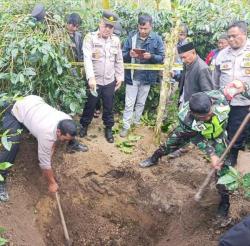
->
[[1, 118, 250, 246]]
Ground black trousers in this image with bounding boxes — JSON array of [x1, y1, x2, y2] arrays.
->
[[227, 105, 250, 150], [80, 81, 115, 128], [0, 105, 22, 180]]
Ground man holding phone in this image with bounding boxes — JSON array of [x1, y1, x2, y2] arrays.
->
[[120, 14, 165, 137]]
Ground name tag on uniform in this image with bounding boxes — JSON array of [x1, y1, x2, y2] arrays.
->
[[244, 68, 250, 75], [220, 61, 232, 70], [241, 60, 250, 68], [244, 52, 250, 58], [92, 48, 101, 59]]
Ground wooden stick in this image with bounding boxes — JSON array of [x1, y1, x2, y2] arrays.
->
[[194, 112, 250, 201], [55, 192, 72, 246]]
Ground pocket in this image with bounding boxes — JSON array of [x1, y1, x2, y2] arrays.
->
[[109, 46, 118, 61], [92, 44, 103, 61]]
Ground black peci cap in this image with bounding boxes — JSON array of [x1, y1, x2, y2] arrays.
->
[[177, 42, 195, 54]]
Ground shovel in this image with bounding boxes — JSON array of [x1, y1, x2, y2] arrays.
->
[[194, 112, 250, 202], [55, 192, 73, 246]]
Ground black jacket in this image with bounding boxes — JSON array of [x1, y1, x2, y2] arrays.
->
[[176, 55, 214, 103], [219, 215, 250, 246]]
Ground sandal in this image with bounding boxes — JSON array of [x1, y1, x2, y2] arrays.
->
[[94, 110, 101, 118]]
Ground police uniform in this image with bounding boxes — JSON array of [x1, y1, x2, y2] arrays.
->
[[80, 12, 124, 132], [213, 40, 250, 163]]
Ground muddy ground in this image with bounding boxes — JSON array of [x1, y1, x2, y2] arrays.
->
[[0, 117, 250, 246]]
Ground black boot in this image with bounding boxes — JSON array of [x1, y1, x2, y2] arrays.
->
[[105, 127, 114, 143], [79, 125, 88, 138], [225, 148, 239, 167], [139, 147, 165, 168], [67, 139, 89, 153]]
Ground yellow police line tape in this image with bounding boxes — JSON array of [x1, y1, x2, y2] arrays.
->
[[71, 62, 183, 71]]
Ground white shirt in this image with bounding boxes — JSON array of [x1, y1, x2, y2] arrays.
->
[[11, 95, 71, 169]]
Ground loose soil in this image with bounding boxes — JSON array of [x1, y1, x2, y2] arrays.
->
[[1, 117, 250, 246]]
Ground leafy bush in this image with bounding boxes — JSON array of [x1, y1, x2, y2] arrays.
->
[[218, 166, 250, 198], [0, 7, 86, 114]]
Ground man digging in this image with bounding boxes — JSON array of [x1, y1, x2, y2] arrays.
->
[[0, 95, 88, 202], [139, 90, 232, 226]]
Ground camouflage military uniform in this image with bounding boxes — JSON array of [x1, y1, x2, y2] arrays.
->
[[163, 90, 230, 158]]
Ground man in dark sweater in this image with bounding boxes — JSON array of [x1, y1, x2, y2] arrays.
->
[[175, 42, 215, 107], [170, 42, 215, 158]]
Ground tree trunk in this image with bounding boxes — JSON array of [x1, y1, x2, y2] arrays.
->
[[154, 18, 180, 143]]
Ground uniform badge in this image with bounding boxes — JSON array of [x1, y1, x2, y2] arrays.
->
[[245, 53, 250, 58], [245, 68, 250, 75], [220, 62, 232, 70], [92, 49, 100, 59]]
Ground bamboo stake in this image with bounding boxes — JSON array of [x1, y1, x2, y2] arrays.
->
[[154, 18, 180, 143], [102, 0, 110, 9]]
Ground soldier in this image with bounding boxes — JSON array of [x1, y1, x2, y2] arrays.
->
[[79, 11, 124, 143], [139, 90, 232, 223], [213, 21, 250, 166]]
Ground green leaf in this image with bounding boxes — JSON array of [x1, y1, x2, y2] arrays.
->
[[1, 132, 12, 151], [243, 173, 250, 188], [0, 238, 8, 246], [123, 141, 135, 147], [57, 65, 63, 75], [24, 67, 36, 77], [120, 146, 133, 154], [11, 49, 18, 58], [69, 102, 77, 112], [127, 135, 141, 142], [0, 175, 4, 182], [0, 73, 9, 80], [217, 174, 237, 185], [228, 166, 240, 177], [19, 73, 25, 83], [227, 181, 239, 191], [0, 228, 5, 234], [0, 162, 12, 171]]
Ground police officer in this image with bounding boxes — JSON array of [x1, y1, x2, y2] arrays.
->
[[79, 11, 124, 143], [139, 90, 232, 223], [213, 21, 250, 166]]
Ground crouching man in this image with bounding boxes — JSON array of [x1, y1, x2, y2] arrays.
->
[[139, 90, 232, 224], [0, 95, 88, 201]]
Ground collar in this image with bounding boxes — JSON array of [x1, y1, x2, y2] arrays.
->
[[186, 55, 198, 69], [137, 31, 153, 40], [228, 39, 250, 56], [96, 30, 112, 40]]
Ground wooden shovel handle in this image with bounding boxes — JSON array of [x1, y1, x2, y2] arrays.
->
[[194, 112, 250, 201], [55, 192, 71, 243]]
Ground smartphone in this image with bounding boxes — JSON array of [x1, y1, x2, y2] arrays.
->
[[133, 48, 146, 55]]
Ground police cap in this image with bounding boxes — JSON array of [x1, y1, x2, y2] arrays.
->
[[102, 10, 118, 27]]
